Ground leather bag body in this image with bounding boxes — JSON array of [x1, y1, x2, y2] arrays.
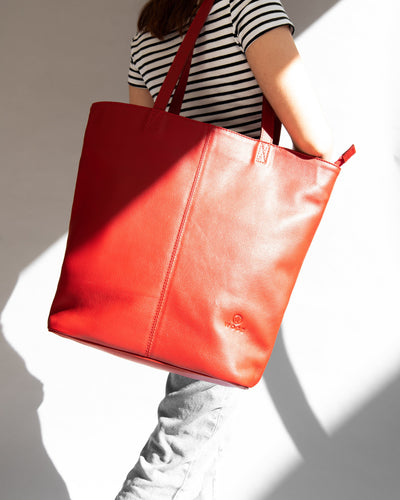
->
[[48, 0, 355, 388]]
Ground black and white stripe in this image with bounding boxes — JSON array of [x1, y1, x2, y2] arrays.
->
[[128, 0, 294, 138]]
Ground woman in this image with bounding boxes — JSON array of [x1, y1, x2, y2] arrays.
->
[[115, 1, 333, 499]]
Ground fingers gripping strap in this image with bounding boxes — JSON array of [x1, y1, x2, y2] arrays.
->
[[154, 0, 215, 112]]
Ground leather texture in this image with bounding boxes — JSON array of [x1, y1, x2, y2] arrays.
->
[[48, 0, 355, 388]]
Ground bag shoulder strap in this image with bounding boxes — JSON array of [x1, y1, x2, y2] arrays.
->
[[153, 0, 214, 113], [153, 0, 279, 144]]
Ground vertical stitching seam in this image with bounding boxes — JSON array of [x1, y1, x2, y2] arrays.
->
[[145, 130, 212, 357]]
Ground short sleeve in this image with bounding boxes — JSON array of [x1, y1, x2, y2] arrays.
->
[[230, 0, 295, 53], [128, 37, 147, 88]]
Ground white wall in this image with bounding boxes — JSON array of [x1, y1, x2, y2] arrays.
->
[[1, 1, 399, 499]]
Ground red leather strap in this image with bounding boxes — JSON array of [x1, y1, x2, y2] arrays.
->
[[261, 97, 281, 145], [169, 50, 193, 115], [154, 0, 279, 144], [154, 0, 214, 112]]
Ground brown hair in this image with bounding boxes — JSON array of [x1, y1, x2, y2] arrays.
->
[[138, 0, 205, 39]]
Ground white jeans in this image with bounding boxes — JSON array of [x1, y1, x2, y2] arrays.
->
[[115, 373, 241, 500]]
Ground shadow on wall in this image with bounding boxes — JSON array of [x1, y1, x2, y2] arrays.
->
[[0, 332, 71, 500], [261, 332, 400, 500], [0, 0, 370, 499], [0, 0, 141, 498], [284, 0, 340, 36]]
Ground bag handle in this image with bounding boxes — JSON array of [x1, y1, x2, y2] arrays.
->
[[152, 0, 356, 165], [168, 49, 282, 146], [153, 0, 279, 144], [153, 0, 214, 113]]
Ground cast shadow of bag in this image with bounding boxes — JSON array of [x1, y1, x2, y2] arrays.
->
[[260, 331, 400, 499], [0, 331, 71, 500]]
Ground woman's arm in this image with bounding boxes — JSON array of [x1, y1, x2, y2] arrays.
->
[[129, 85, 154, 107], [246, 26, 333, 161], [128, 26, 332, 160]]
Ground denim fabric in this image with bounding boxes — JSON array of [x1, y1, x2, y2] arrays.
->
[[115, 373, 241, 500]]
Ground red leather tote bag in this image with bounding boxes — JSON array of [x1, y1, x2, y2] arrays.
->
[[48, 0, 355, 388]]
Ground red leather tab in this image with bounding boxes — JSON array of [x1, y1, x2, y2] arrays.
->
[[255, 141, 271, 164], [335, 144, 356, 167]]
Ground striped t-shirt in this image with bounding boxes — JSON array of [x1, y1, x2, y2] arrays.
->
[[128, 0, 294, 138]]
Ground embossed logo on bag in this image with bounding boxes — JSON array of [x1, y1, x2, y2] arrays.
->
[[225, 314, 246, 334]]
